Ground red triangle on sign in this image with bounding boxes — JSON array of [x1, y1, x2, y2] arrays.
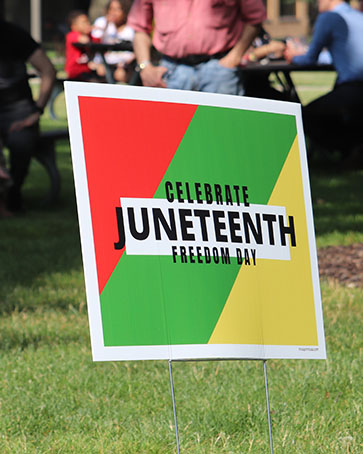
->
[[78, 96, 197, 294]]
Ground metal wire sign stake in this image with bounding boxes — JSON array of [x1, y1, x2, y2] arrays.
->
[[168, 360, 181, 454], [167, 359, 274, 454], [264, 360, 274, 454]]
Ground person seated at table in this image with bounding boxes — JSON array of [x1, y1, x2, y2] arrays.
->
[[284, 0, 363, 155], [91, 0, 135, 83], [65, 10, 104, 81], [242, 28, 291, 101], [243, 28, 286, 65]]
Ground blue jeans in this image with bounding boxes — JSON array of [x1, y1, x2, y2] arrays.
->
[[161, 58, 244, 96]]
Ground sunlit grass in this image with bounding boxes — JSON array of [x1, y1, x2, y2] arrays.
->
[[0, 281, 361, 453]]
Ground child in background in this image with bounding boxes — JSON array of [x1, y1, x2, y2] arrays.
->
[[92, 0, 135, 83], [65, 10, 103, 81]]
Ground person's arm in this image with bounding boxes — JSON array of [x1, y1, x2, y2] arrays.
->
[[133, 30, 167, 87], [219, 23, 261, 68], [29, 47, 57, 109], [127, 0, 167, 87], [91, 16, 107, 40], [285, 13, 334, 64], [249, 40, 286, 61], [219, 0, 266, 68], [10, 48, 56, 132]]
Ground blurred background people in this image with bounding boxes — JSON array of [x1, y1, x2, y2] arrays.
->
[[285, 0, 363, 154], [65, 10, 104, 81], [92, 0, 135, 83], [0, 19, 56, 211], [127, 0, 266, 95], [242, 28, 291, 100], [242, 28, 286, 65]]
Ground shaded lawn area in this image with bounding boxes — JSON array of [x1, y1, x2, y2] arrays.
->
[[0, 135, 83, 314], [0, 87, 361, 453], [311, 169, 363, 247]]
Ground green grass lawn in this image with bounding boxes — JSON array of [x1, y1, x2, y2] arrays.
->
[[0, 76, 361, 453], [290, 71, 336, 105]]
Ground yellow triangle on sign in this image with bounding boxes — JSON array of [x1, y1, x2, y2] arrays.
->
[[209, 136, 318, 346]]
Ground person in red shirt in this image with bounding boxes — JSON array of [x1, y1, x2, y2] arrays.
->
[[65, 10, 103, 81], [127, 0, 266, 94]]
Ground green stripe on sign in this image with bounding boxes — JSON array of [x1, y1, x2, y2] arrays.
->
[[101, 255, 242, 346], [155, 106, 297, 204]]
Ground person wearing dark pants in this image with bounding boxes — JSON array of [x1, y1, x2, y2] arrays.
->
[[302, 81, 363, 153], [0, 100, 40, 210], [0, 20, 56, 211], [285, 0, 363, 156]]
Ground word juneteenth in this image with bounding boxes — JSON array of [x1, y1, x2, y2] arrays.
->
[[114, 181, 297, 265]]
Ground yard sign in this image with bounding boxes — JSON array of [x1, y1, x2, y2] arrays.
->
[[65, 83, 326, 362]]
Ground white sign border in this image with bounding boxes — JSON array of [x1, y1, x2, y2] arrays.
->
[[65, 82, 326, 361]]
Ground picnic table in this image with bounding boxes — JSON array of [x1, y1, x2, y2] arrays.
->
[[72, 41, 134, 84], [241, 60, 335, 103], [71, 44, 336, 102]]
